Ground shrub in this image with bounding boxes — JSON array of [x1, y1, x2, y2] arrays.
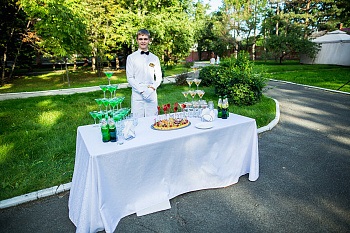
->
[[202, 51, 268, 106], [198, 65, 220, 86]]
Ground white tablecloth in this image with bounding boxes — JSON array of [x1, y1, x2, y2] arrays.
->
[[69, 113, 259, 233]]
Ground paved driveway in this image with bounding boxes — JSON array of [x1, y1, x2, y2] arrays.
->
[[1, 81, 349, 233]]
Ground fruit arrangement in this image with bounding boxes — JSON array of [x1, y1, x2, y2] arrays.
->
[[153, 117, 190, 130]]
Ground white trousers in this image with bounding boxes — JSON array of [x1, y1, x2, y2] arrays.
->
[[131, 90, 158, 118]]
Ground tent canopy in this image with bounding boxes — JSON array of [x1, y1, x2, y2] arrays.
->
[[300, 30, 350, 66]]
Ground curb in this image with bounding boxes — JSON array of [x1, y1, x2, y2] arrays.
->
[[0, 183, 71, 209], [269, 79, 350, 95], [0, 99, 280, 209]]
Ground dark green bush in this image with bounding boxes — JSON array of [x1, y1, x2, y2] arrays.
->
[[201, 51, 267, 106], [198, 65, 220, 86]]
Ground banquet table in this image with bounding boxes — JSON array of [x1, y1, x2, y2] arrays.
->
[[68, 113, 259, 233]]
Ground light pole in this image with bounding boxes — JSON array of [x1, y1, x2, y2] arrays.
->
[[234, 36, 241, 59]]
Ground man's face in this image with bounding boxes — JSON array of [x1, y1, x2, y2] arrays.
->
[[137, 34, 150, 51]]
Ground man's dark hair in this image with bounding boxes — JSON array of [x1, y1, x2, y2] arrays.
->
[[137, 29, 150, 38]]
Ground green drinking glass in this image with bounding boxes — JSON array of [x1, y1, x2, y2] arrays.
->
[[101, 98, 110, 112], [104, 71, 114, 85], [89, 111, 99, 126], [96, 111, 104, 123], [112, 84, 119, 98], [99, 85, 108, 98], [109, 98, 119, 113], [95, 98, 103, 112]]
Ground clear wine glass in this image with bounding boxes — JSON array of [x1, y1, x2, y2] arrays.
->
[[188, 90, 196, 104], [194, 79, 202, 90], [196, 90, 205, 103], [186, 78, 193, 89], [182, 91, 189, 102]]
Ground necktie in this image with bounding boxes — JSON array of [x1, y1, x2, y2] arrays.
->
[[141, 51, 149, 55]]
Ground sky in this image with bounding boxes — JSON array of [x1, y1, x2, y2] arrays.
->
[[202, 0, 222, 13]]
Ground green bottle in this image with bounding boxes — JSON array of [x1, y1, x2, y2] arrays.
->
[[217, 96, 222, 118], [108, 118, 117, 142], [100, 118, 110, 142], [222, 95, 228, 119]]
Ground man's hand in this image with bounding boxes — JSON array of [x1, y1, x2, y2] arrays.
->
[[142, 87, 154, 100]]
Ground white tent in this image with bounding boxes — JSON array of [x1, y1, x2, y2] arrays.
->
[[300, 30, 350, 66]]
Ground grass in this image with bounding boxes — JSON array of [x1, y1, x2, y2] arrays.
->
[[0, 65, 190, 93], [254, 60, 350, 93], [0, 83, 275, 201], [4, 59, 348, 201]]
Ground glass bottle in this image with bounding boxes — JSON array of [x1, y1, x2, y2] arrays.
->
[[217, 96, 222, 118], [100, 118, 110, 142], [108, 117, 117, 142], [222, 96, 228, 119]]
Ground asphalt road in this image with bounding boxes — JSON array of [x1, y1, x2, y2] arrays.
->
[[1, 80, 350, 233]]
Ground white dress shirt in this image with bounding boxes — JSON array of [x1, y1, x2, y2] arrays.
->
[[126, 49, 163, 117]]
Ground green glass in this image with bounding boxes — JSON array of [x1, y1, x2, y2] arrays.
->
[[113, 113, 123, 122], [95, 98, 103, 112], [101, 98, 110, 111], [107, 85, 115, 98], [96, 111, 104, 123], [100, 85, 108, 98], [112, 84, 119, 97], [109, 98, 118, 112], [89, 111, 99, 126], [118, 96, 125, 109], [104, 71, 114, 85]]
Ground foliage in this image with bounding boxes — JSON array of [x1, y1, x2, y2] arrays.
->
[[200, 51, 268, 106], [20, 0, 90, 57], [198, 65, 220, 86], [264, 30, 320, 63]]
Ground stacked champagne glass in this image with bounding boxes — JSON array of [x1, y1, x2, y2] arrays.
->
[[180, 74, 207, 118], [89, 70, 130, 128]]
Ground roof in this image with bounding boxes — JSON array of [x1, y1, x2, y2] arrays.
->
[[313, 30, 350, 43]]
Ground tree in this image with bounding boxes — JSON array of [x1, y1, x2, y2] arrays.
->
[[0, 0, 31, 86], [265, 29, 320, 63], [19, 0, 90, 86]]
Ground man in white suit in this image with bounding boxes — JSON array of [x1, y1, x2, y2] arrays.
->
[[126, 29, 163, 117]]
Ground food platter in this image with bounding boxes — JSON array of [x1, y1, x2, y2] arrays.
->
[[151, 122, 191, 131]]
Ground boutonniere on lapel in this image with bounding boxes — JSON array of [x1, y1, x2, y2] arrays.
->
[[149, 63, 155, 67]]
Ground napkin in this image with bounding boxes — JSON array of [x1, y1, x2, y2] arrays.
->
[[123, 120, 136, 140], [201, 108, 215, 122]]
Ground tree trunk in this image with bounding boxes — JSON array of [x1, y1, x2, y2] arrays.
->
[[65, 58, 70, 87], [1, 51, 7, 86]]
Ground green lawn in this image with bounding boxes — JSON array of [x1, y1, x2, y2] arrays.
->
[[3, 59, 348, 201], [254, 60, 350, 93], [0, 83, 275, 200]]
